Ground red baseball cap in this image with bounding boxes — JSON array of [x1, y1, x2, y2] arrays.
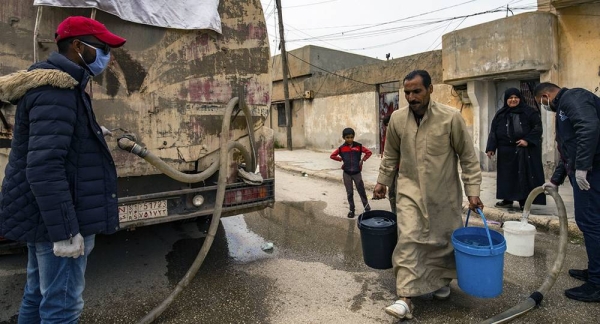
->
[[55, 16, 126, 48]]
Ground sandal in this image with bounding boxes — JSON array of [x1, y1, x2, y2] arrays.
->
[[385, 299, 414, 319], [495, 200, 513, 208]]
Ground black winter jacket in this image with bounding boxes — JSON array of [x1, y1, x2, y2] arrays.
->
[[550, 88, 600, 185], [0, 52, 119, 242]]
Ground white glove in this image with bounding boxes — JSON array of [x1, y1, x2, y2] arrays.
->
[[53, 233, 85, 258], [542, 181, 557, 190], [575, 170, 591, 190], [100, 126, 113, 137]]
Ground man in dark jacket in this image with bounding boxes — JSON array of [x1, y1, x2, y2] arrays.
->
[[535, 82, 600, 302], [0, 16, 125, 323]]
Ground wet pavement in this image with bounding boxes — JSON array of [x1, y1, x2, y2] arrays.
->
[[0, 167, 598, 323], [274, 149, 582, 239]]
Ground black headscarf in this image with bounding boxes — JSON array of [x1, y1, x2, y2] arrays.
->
[[502, 87, 526, 111], [498, 88, 527, 140]]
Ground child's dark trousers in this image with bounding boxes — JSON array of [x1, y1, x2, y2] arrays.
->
[[343, 172, 368, 211]]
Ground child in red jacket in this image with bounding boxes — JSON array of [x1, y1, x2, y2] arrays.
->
[[330, 128, 373, 218]]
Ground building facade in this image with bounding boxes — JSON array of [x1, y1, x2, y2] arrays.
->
[[269, 47, 466, 152], [269, 0, 600, 175], [443, 0, 600, 175]]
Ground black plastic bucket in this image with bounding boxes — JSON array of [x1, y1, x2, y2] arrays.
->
[[357, 210, 397, 269]]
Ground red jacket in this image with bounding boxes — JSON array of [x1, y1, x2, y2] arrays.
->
[[330, 141, 372, 175]]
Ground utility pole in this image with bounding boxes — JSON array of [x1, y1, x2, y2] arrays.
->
[[276, 0, 293, 150]]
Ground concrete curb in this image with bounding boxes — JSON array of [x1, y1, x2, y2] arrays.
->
[[460, 205, 583, 240], [276, 163, 583, 240], [276, 164, 379, 191]]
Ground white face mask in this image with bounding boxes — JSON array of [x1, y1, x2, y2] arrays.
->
[[539, 95, 553, 112]]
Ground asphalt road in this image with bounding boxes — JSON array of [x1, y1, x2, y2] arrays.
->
[[0, 168, 599, 323]]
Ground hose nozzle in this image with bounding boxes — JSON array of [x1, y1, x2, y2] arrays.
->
[[117, 134, 148, 158]]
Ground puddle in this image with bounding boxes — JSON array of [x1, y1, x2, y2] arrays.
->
[[201, 200, 364, 267], [161, 201, 367, 270], [244, 201, 365, 271]]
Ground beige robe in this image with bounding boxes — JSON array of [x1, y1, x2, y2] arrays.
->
[[377, 101, 481, 297]]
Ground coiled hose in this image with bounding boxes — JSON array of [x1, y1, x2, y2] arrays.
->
[[480, 186, 568, 323], [117, 97, 254, 323]]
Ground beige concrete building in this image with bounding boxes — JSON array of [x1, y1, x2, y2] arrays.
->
[[442, 0, 600, 175], [269, 47, 465, 153], [270, 0, 600, 172], [269, 46, 381, 149]]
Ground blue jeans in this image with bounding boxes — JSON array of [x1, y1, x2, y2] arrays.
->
[[18, 235, 95, 324], [569, 171, 600, 286]]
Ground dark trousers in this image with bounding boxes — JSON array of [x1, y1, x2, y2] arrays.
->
[[569, 170, 600, 286], [343, 172, 368, 211]]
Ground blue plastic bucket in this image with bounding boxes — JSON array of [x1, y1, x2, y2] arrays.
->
[[452, 209, 506, 298]]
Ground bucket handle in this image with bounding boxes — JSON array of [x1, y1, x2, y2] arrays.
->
[[465, 208, 494, 252]]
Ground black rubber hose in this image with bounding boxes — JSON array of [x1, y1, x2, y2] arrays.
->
[[480, 186, 568, 324]]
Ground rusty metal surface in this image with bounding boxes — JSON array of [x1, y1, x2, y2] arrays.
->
[[0, 0, 273, 181]]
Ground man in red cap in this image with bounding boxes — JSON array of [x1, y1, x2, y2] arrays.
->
[[0, 16, 125, 323]]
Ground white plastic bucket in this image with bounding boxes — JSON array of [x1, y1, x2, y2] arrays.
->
[[503, 221, 536, 257]]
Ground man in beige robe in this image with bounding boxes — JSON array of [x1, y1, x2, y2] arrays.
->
[[373, 70, 483, 320]]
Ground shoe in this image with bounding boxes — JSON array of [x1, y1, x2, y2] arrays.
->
[[385, 299, 413, 319], [433, 286, 451, 300], [347, 210, 355, 218], [569, 269, 589, 282], [495, 200, 513, 208], [565, 282, 600, 302], [417, 285, 451, 301]]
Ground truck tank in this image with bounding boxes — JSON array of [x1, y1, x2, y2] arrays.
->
[[0, 0, 274, 229]]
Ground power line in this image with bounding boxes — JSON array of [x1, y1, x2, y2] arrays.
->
[[266, 0, 539, 58], [425, 20, 454, 52], [433, 16, 469, 51], [286, 0, 478, 42], [286, 52, 376, 87], [287, 8, 514, 43], [284, 23, 348, 52], [266, 0, 542, 59], [346, 20, 451, 51]]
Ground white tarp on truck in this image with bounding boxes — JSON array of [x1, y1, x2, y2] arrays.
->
[[33, 0, 222, 32]]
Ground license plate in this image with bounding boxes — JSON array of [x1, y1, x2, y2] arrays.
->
[[118, 200, 168, 222]]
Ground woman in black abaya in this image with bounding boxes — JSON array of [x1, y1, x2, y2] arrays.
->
[[486, 88, 546, 210]]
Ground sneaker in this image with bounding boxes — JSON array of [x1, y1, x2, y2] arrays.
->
[[569, 269, 589, 282], [347, 210, 355, 218], [433, 286, 451, 300], [565, 282, 600, 302], [384, 299, 413, 319]]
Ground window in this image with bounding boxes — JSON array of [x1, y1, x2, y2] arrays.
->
[[276, 102, 292, 127], [520, 80, 540, 112]]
